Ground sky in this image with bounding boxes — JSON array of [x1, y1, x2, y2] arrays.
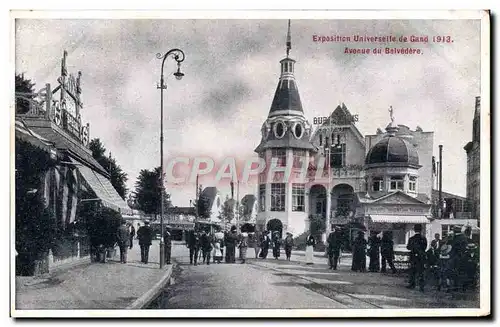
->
[[15, 17, 481, 205]]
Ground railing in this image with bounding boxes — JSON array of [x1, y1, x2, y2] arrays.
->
[[15, 84, 51, 118], [15, 83, 90, 147]]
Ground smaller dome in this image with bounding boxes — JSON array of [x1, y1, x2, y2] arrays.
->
[[366, 136, 419, 166]]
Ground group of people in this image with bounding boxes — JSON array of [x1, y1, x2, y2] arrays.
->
[[115, 220, 173, 265], [185, 226, 298, 265], [341, 224, 478, 293]]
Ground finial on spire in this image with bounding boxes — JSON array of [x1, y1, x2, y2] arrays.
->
[[286, 19, 292, 57]]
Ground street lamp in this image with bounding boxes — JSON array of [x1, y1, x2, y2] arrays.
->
[[156, 48, 185, 269]]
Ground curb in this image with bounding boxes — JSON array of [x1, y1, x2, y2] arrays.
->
[[126, 264, 174, 309]]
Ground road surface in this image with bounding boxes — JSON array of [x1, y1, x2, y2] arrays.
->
[[151, 244, 479, 309]]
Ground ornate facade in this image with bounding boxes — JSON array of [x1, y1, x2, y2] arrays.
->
[[253, 23, 435, 245]]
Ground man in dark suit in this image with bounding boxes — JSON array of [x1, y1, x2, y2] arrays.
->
[[327, 226, 342, 270], [164, 226, 172, 265], [406, 224, 428, 291], [187, 230, 200, 265], [116, 220, 130, 263], [137, 221, 153, 264]]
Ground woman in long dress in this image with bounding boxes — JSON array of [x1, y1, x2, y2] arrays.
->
[[351, 231, 367, 272], [239, 233, 249, 264], [305, 234, 316, 265], [260, 231, 270, 259], [272, 231, 281, 260], [368, 231, 381, 272]]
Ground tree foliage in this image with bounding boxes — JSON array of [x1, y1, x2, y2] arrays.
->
[[309, 215, 326, 237], [15, 140, 56, 275], [218, 195, 235, 224], [133, 167, 172, 216], [15, 73, 36, 114], [89, 138, 128, 199]]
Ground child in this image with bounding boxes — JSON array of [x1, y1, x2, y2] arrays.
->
[[213, 240, 223, 264]]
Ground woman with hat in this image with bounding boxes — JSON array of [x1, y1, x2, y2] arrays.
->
[[305, 234, 316, 265], [239, 232, 249, 264], [225, 225, 238, 263], [351, 231, 367, 272]]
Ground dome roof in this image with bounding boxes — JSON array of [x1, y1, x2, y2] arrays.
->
[[365, 136, 419, 166]]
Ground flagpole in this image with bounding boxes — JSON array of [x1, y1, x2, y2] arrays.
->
[[195, 174, 199, 221], [236, 180, 240, 230]]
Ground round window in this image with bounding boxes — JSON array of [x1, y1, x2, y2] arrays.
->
[[274, 121, 286, 139], [293, 122, 303, 139]]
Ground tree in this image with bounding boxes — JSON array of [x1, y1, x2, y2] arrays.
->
[[192, 185, 211, 219], [89, 138, 128, 199], [133, 167, 172, 216], [218, 195, 235, 224], [15, 73, 36, 114]]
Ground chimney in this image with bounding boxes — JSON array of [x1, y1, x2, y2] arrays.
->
[[439, 145, 443, 218]]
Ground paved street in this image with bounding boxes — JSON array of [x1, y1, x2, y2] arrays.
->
[[15, 240, 171, 310], [156, 245, 479, 309]]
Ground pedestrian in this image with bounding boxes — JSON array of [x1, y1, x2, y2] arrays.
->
[[406, 224, 428, 292], [426, 235, 440, 289], [225, 226, 238, 263], [368, 231, 381, 272], [380, 231, 398, 274], [128, 223, 135, 249], [305, 234, 316, 265], [187, 230, 200, 265], [214, 231, 225, 263], [327, 227, 342, 270], [239, 232, 249, 264], [260, 230, 271, 259], [164, 226, 172, 265], [137, 221, 153, 264], [247, 232, 258, 259], [449, 225, 469, 291], [351, 231, 367, 272], [272, 231, 281, 260], [253, 231, 261, 259], [430, 233, 441, 251], [213, 234, 223, 264], [200, 230, 213, 265], [462, 226, 479, 291], [116, 220, 130, 264], [284, 232, 294, 261]]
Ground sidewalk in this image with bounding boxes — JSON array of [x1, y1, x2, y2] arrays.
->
[[15, 240, 173, 310]]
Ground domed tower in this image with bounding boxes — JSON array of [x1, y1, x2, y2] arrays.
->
[[254, 20, 316, 235], [365, 109, 422, 197], [361, 107, 432, 247], [364, 108, 422, 197]]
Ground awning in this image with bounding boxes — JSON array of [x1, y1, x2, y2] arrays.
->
[[71, 157, 132, 215], [15, 119, 57, 154], [369, 215, 430, 224]]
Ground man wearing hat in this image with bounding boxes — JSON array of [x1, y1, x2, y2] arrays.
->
[[406, 224, 428, 291], [327, 226, 342, 270], [163, 225, 173, 265], [284, 232, 294, 261], [450, 225, 469, 290], [137, 221, 153, 264]]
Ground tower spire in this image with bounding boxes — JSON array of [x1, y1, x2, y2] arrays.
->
[[286, 19, 291, 57]]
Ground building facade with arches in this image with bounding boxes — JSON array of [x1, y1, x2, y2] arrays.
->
[[254, 23, 435, 245]]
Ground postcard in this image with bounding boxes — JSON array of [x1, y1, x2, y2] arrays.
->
[[11, 10, 490, 318]]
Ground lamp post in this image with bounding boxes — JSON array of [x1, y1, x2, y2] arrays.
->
[[156, 48, 185, 269]]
